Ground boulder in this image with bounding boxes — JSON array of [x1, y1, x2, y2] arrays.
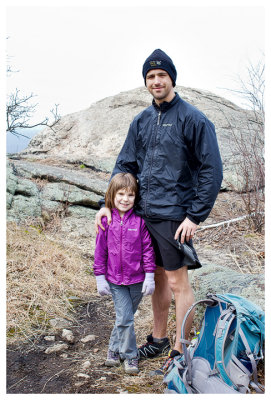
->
[[45, 343, 69, 354], [7, 194, 42, 221], [6, 87, 264, 295], [18, 86, 262, 190], [6, 160, 107, 220], [7, 85, 263, 228], [41, 182, 101, 208], [12, 160, 107, 194], [61, 329, 75, 344], [80, 335, 96, 343], [6, 162, 18, 209], [190, 264, 265, 310]]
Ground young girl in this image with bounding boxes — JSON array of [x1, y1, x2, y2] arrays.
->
[[93, 173, 156, 374]]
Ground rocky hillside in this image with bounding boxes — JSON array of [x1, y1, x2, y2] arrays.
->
[[6, 87, 265, 394], [18, 85, 260, 189], [6, 85, 263, 258]]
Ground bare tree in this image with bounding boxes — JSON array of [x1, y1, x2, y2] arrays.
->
[[231, 57, 265, 117], [6, 54, 61, 138], [226, 57, 265, 232], [6, 89, 60, 138]]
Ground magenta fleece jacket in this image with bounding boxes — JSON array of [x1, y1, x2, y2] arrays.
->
[[93, 208, 156, 285]]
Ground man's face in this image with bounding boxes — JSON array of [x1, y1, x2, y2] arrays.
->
[[145, 69, 175, 104]]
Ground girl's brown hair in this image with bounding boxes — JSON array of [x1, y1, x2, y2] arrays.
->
[[105, 173, 138, 210]]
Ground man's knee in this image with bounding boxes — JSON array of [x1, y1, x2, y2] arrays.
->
[[165, 267, 190, 293]]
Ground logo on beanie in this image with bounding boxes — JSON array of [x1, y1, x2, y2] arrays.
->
[[149, 60, 162, 67]]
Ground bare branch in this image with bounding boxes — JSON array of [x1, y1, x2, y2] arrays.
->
[[198, 212, 265, 232], [6, 52, 61, 139], [6, 89, 61, 138], [219, 57, 265, 232], [228, 57, 265, 116]]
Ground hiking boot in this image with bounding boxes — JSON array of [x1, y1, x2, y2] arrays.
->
[[138, 334, 170, 359], [105, 350, 121, 366], [123, 358, 139, 374], [149, 349, 182, 376]]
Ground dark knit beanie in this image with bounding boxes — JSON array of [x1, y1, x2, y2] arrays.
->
[[142, 49, 177, 87]]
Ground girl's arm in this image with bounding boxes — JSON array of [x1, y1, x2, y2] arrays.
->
[[140, 219, 156, 272], [93, 219, 108, 276]]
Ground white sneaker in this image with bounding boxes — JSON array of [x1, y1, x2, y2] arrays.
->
[[124, 358, 139, 374], [105, 350, 120, 366]]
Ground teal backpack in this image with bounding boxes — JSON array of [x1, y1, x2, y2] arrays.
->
[[163, 293, 265, 394]]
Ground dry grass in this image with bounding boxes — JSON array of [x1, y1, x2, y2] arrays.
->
[[193, 191, 265, 275], [6, 189, 265, 393], [6, 221, 95, 345]]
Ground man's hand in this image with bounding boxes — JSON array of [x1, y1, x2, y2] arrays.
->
[[95, 207, 112, 233], [174, 217, 198, 244]]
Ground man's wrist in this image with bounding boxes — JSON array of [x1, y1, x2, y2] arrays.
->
[[186, 215, 200, 225]]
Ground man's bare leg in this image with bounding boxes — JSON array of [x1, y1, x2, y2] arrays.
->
[[152, 266, 172, 339], [165, 266, 195, 353]]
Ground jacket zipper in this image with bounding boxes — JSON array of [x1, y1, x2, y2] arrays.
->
[[145, 110, 161, 216], [157, 110, 161, 125], [120, 219, 123, 284]]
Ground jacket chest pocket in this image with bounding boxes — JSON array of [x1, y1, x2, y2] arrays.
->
[[159, 124, 183, 148], [123, 229, 142, 254], [156, 125, 186, 167]]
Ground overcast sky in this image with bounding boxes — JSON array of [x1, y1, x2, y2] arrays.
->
[[5, 1, 265, 125]]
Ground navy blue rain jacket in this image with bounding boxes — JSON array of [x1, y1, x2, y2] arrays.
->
[[111, 93, 223, 224]]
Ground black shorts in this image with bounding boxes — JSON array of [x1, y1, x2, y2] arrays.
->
[[144, 219, 202, 271]]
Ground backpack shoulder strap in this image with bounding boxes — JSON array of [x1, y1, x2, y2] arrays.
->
[[180, 297, 217, 384], [214, 307, 238, 388]]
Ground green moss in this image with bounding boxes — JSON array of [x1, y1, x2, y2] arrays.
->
[[7, 327, 16, 337], [125, 384, 141, 393], [244, 233, 257, 238]]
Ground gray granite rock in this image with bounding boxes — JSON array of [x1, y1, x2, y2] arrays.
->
[[18, 86, 263, 190], [190, 264, 264, 310]]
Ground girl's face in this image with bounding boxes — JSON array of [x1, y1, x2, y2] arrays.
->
[[114, 187, 135, 217]]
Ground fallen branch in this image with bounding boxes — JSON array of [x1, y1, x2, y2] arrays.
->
[[7, 375, 28, 391], [41, 368, 66, 393], [198, 212, 265, 232]]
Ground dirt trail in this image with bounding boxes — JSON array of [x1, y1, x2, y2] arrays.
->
[[6, 282, 265, 394], [6, 191, 265, 394], [6, 295, 169, 394]]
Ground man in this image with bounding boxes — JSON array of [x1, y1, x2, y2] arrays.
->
[[95, 49, 223, 366]]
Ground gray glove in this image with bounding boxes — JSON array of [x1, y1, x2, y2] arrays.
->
[[95, 275, 111, 296], [142, 272, 155, 296]]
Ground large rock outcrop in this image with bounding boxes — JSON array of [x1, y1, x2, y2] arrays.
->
[[6, 159, 107, 255], [19, 86, 262, 190], [6, 86, 264, 304]]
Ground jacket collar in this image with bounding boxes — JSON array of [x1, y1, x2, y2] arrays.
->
[[112, 207, 134, 222], [152, 92, 180, 113]]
